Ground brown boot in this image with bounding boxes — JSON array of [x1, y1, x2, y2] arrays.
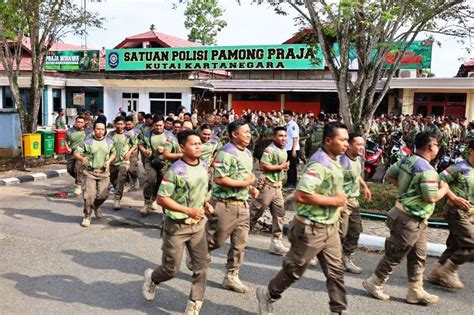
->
[[406, 280, 439, 304], [428, 259, 464, 289], [222, 270, 250, 294], [184, 300, 202, 315], [362, 274, 390, 300]]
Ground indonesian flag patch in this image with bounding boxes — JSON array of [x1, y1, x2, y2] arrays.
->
[[161, 177, 174, 186], [214, 159, 223, 168]]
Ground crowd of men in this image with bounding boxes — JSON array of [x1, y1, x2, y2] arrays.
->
[[62, 107, 473, 314]]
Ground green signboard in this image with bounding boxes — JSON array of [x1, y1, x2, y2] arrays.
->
[[106, 44, 324, 71], [383, 40, 433, 69], [334, 40, 432, 70], [45, 50, 100, 71]]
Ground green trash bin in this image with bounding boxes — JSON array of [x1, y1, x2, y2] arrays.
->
[[37, 130, 56, 156]]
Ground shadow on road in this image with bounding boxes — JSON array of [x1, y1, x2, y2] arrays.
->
[[62, 250, 155, 276], [1, 207, 82, 224], [2, 272, 253, 314]]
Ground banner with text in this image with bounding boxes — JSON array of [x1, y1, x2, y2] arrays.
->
[[105, 44, 325, 71], [45, 50, 100, 71]]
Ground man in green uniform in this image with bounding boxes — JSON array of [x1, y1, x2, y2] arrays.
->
[[108, 116, 136, 210], [74, 121, 116, 227], [254, 116, 267, 162], [422, 115, 443, 140], [125, 116, 140, 191], [55, 108, 66, 130], [338, 133, 372, 274], [199, 124, 221, 166], [141, 130, 213, 315], [138, 116, 167, 216], [428, 140, 474, 289], [138, 114, 154, 163], [363, 131, 449, 305], [250, 126, 290, 255], [66, 116, 91, 196], [256, 122, 349, 315], [308, 113, 325, 157], [207, 120, 258, 294]]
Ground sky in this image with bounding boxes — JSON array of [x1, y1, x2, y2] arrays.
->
[[64, 0, 473, 78]]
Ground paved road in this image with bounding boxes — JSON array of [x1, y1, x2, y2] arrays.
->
[[0, 177, 472, 314]]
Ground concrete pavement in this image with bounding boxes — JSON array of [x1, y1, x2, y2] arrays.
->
[[0, 176, 472, 314]]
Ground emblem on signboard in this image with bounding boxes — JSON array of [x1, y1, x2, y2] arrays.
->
[[108, 52, 119, 68]]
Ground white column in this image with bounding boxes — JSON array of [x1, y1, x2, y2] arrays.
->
[[61, 88, 66, 109], [0, 87, 3, 109], [401, 89, 415, 114], [227, 93, 232, 110], [46, 86, 53, 126], [466, 92, 474, 122]]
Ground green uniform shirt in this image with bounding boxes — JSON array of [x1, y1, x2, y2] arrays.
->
[[423, 123, 442, 139], [108, 130, 134, 166], [440, 160, 474, 204], [339, 153, 363, 198], [77, 136, 115, 169], [164, 131, 181, 158], [66, 127, 91, 151], [407, 125, 420, 144], [386, 155, 439, 219], [201, 136, 221, 166], [126, 127, 140, 146], [296, 149, 344, 224], [138, 124, 152, 143], [139, 130, 167, 163], [261, 142, 287, 184], [158, 159, 209, 220], [55, 116, 66, 129], [310, 124, 324, 147], [211, 142, 253, 201]]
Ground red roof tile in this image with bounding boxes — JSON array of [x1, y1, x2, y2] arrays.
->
[[114, 31, 201, 49], [464, 59, 474, 67]]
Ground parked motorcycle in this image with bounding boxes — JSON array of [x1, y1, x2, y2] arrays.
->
[[437, 140, 466, 173], [386, 131, 412, 167], [381, 131, 412, 183], [364, 137, 383, 181]]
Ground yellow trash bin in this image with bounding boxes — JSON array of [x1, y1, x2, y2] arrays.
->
[[22, 133, 41, 157]]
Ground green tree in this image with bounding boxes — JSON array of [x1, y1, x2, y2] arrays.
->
[[183, 0, 227, 45], [261, 0, 473, 133], [0, 0, 103, 133]]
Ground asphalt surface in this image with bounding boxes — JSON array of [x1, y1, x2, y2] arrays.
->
[[0, 177, 472, 314]]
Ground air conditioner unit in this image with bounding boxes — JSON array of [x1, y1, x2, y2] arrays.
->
[[468, 72, 474, 78], [398, 69, 417, 78]]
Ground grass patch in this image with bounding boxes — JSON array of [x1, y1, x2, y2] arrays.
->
[[359, 182, 446, 220]]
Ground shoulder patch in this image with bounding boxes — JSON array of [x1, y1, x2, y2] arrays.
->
[[170, 160, 187, 176], [411, 156, 435, 173], [84, 137, 94, 146], [220, 143, 237, 155], [105, 137, 114, 146], [308, 148, 333, 170]]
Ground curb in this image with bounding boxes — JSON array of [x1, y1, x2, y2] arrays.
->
[[358, 233, 446, 257], [0, 169, 67, 186]]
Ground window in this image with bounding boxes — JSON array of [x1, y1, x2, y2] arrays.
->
[[149, 92, 182, 115], [448, 94, 466, 103], [413, 93, 466, 117], [53, 89, 62, 112], [122, 92, 139, 113], [431, 94, 445, 103], [3, 87, 13, 108], [414, 94, 429, 102], [149, 92, 165, 99]]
